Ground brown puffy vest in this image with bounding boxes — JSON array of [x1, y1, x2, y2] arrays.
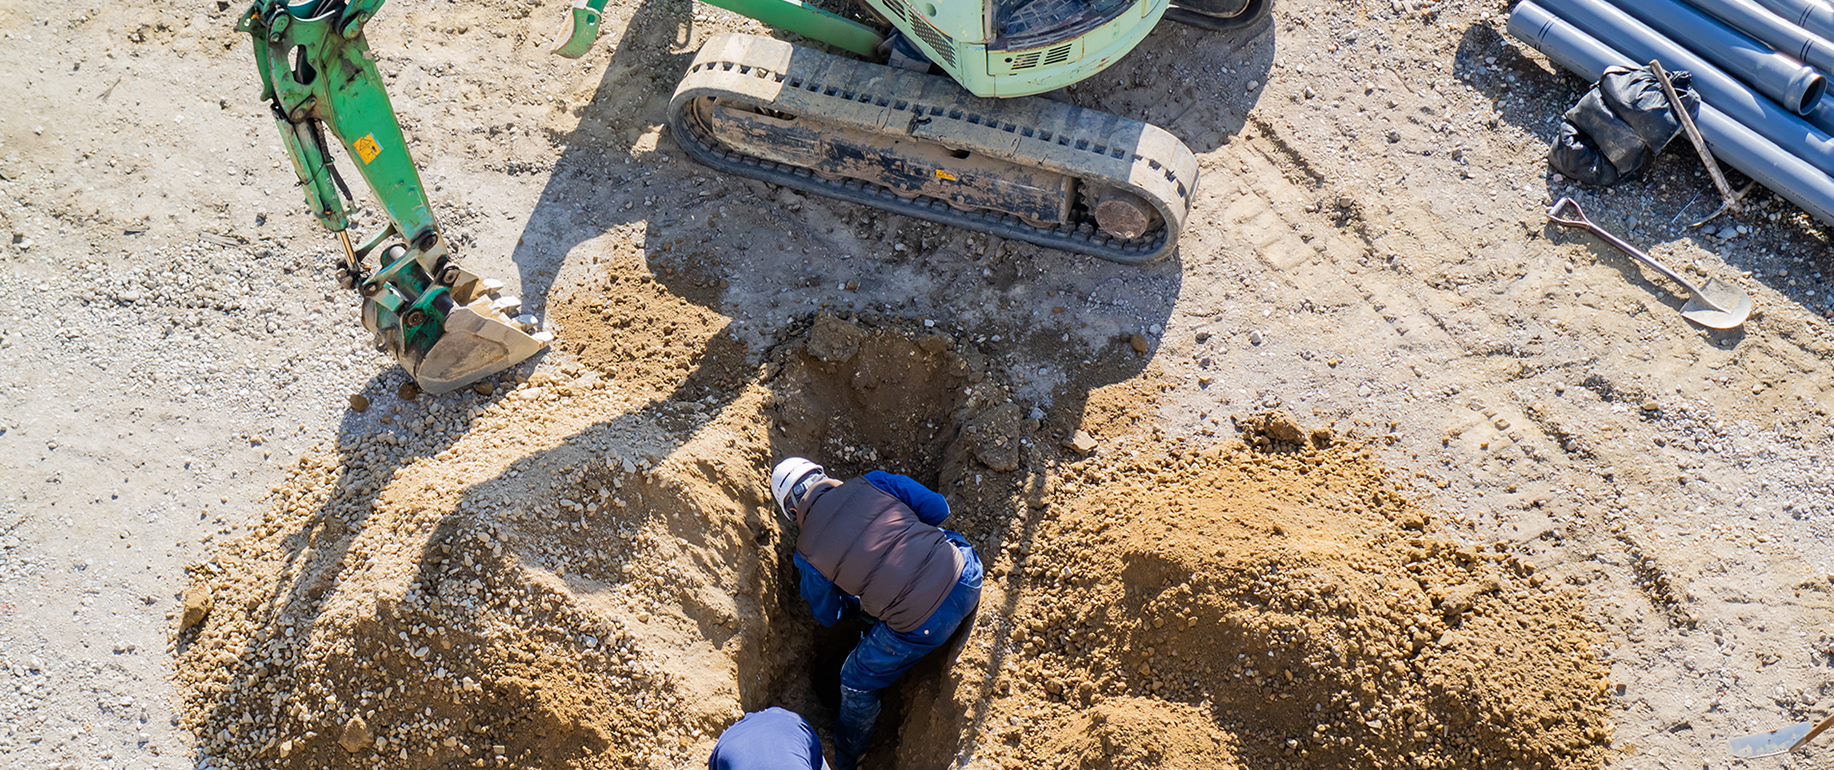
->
[[796, 478, 965, 633]]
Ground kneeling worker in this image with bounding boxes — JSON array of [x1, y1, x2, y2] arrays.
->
[[708, 707, 826, 770], [769, 458, 982, 770]]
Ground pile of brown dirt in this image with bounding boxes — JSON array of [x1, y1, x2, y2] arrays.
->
[[910, 422, 1614, 770], [173, 285, 1612, 769], [172, 250, 800, 769], [171, 371, 790, 769]]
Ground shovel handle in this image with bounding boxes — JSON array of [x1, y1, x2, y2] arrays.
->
[[1546, 197, 1594, 229], [1546, 197, 1705, 295], [1794, 713, 1834, 752]]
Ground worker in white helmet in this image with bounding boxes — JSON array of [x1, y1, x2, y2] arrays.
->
[[769, 457, 982, 770]]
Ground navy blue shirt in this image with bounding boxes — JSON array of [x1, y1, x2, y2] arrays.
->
[[707, 708, 825, 770], [794, 471, 951, 627]]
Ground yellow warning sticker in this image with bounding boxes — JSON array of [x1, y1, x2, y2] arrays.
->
[[934, 169, 958, 182], [353, 134, 381, 165]]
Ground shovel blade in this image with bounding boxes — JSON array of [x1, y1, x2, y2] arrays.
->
[[1680, 278, 1752, 329], [1730, 720, 1815, 757]]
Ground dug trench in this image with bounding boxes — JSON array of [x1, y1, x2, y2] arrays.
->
[[175, 301, 1617, 769]]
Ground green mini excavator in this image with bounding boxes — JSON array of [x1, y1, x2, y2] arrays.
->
[[239, 0, 1268, 392]]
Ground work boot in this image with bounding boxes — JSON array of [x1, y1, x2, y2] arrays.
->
[[833, 685, 880, 770]]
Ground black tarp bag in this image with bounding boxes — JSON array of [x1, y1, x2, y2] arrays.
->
[[1549, 64, 1700, 186]]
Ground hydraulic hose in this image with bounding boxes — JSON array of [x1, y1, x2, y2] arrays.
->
[[1511, 1, 1834, 225], [1605, 0, 1826, 114], [1534, 0, 1834, 176]]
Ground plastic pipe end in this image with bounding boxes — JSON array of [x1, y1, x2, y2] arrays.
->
[[1788, 68, 1828, 115]]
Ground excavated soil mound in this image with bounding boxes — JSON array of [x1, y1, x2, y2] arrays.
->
[[928, 433, 1613, 770], [171, 376, 787, 769], [1037, 697, 1242, 770], [174, 263, 1611, 769]]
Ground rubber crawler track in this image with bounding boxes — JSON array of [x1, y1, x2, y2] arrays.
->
[[667, 33, 1200, 265]]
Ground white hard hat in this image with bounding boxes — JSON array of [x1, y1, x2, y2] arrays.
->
[[770, 457, 825, 517]]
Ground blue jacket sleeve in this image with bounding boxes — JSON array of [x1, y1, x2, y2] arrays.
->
[[864, 470, 950, 526], [794, 552, 858, 627]]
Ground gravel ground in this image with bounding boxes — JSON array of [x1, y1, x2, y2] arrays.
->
[[3, 0, 1833, 767]]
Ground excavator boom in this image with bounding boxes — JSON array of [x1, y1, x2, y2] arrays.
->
[[239, 0, 547, 394]]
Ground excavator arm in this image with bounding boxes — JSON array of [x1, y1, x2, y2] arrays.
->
[[239, 0, 547, 395]]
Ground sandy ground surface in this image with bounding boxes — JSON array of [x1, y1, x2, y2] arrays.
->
[[3, 0, 1834, 768]]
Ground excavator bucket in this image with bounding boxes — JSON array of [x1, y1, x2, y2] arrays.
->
[[365, 295, 549, 395], [355, 252, 550, 395]]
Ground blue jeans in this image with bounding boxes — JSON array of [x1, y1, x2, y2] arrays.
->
[[833, 532, 981, 770]]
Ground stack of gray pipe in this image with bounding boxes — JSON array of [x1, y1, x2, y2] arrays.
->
[[1509, 0, 1834, 223]]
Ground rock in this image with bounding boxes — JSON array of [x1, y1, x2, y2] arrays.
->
[[966, 402, 1024, 472], [473, 381, 495, 396], [348, 394, 369, 413], [1130, 334, 1150, 353], [1248, 329, 1265, 346], [1063, 430, 1099, 456], [398, 380, 420, 401], [180, 584, 212, 631], [806, 313, 866, 363], [338, 715, 373, 753]]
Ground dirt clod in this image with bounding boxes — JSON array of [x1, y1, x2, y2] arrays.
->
[[1063, 430, 1100, 455], [397, 380, 420, 401], [807, 313, 867, 363], [337, 715, 372, 753], [347, 394, 369, 413], [1240, 409, 1308, 445], [179, 583, 211, 630], [964, 402, 1024, 472]]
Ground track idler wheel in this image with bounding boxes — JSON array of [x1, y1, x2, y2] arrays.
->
[[1086, 184, 1158, 241]]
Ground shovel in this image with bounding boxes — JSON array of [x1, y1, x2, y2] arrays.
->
[[1729, 713, 1834, 757], [1546, 198, 1752, 329]]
